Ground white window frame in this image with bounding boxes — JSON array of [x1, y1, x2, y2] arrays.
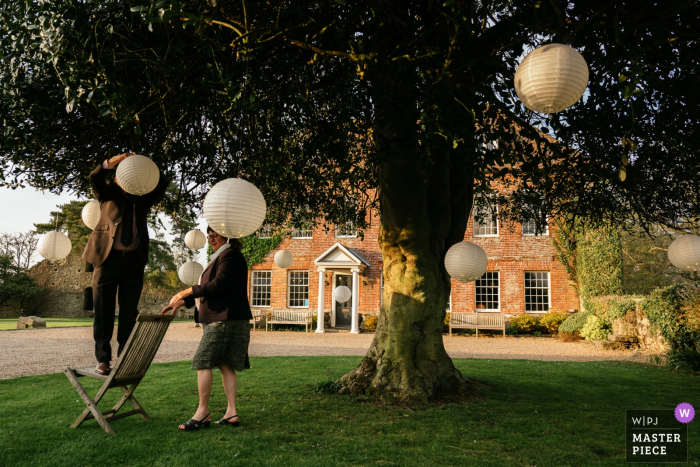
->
[[256, 225, 273, 239], [474, 271, 500, 312], [287, 270, 309, 308], [335, 221, 357, 238], [291, 225, 313, 239], [524, 271, 551, 313], [250, 270, 272, 307], [473, 198, 499, 237]]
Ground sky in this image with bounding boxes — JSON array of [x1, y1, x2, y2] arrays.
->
[[0, 185, 209, 266]]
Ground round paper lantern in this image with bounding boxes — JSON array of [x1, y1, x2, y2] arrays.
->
[[202, 178, 267, 238], [274, 250, 293, 269], [444, 241, 488, 283], [178, 261, 204, 286], [115, 154, 160, 195], [184, 229, 206, 250], [37, 231, 72, 261], [81, 200, 101, 230], [668, 235, 700, 272], [514, 43, 589, 114], [333, 285, 352, 303]]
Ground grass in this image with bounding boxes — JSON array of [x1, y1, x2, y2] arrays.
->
[[1, 357, 698, 466], [0, 317, 194, 331]]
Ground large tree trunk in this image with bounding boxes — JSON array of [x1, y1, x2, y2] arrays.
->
[[340, 51, 475, 404]]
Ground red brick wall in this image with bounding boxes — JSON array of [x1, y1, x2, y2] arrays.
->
[[248, 199, 579, 318]]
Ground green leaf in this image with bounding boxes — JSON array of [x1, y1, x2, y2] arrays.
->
[[618, 74, 627, 83], [134, 126, 142, 135], [130, 6, 146, 13]]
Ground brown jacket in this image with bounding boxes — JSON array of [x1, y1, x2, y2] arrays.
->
[[82, 163, 169, 268], [184, 248, 253, 324]]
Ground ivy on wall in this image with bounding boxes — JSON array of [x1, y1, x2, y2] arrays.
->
[[553, 219, 623, 311], [240, 233, 283, 269]]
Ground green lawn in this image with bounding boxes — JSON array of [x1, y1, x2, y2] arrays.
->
[[0, 317, 193, 331], [0, 357, 698, 466]]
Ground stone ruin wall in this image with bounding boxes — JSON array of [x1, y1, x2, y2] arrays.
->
[[611, 299, 667, 353], [0, 254, 171, 318]]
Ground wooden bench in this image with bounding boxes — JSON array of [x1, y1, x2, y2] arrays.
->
[[250, 308, 264, 330], [266, 309, 314, 332], [449, 312, 506, 337]]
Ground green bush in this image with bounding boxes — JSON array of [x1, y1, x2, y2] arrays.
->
[[509, 314, 541, 333], [558, 312, 590, 333], [580, 315, 613, 341], [505, 326, 518, 336], [539, 312, 569, 334]]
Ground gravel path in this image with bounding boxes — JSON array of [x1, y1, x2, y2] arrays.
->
[[0, 323, 652, 379]]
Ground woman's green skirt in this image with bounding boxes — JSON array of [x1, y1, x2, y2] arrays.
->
[[192, 319, 251, 371]]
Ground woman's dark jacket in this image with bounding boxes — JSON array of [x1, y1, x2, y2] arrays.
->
[[183, 247, 253, 324]]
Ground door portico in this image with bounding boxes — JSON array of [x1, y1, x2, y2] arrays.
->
[[313, 243, 369, 333]]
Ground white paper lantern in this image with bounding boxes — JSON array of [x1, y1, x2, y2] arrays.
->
[[202, 178, 267, 238], [333, 285, 352, 303], [115, 154, 160, 196], [81, 200, 101, 230], [444, 241, 488, 283], [274, 250, 293, 268], [37, 231, 72, 261], [178, 261, 204, 286], [514, 43, 589, 114], [668, 235, 700, 272], [184, 229, 207, 250]]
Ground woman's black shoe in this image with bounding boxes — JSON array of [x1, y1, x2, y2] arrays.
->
[[216, 414, 240, 427], [179, 413, 210, 431]]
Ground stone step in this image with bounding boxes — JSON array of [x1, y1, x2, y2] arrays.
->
[[608, 334, 638, 343]]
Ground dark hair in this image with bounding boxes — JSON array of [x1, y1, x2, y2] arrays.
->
[[206, 226, 242, 249]]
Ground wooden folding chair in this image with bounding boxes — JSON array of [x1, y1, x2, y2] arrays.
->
[[64, 313, 174, 434]]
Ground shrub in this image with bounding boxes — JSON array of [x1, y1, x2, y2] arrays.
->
[[539, 312, 569, 334], [509, 314, 541, 333], [505, 326, 518, 336], [559, 312, 590, 333], [580, 314, 613, 341], [363, 315, 378, 332], [586, 296, 639, 321]]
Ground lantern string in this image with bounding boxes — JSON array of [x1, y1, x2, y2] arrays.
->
[[238, 60, 250, 177]]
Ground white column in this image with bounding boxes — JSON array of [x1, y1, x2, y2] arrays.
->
[[315, 268, 326, 333], [350, 268, 360, 334]]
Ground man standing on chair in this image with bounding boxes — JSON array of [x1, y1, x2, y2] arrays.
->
[[82, 152, 169, 375]]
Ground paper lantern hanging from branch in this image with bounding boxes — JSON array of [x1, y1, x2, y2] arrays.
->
[[668, 235, 700, 272], [184, 229, 207, 250], [178, 261, 204, 286], [115, 154, 160, 195], [444, 241, 488, 283], [202, 178, 267, 238], [514, 43, 589, 114], [333, 285, 352, 304], [274, 250, 294, 268], [81, 200, 101, 230], [37, 231, 72, 261]]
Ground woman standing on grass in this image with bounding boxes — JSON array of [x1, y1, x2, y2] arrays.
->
[[161, 226, 252, 431]]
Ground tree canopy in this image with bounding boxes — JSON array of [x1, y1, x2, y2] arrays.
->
[[2, 0, 699, 402]]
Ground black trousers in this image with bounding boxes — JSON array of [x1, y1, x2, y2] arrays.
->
[[92, 253, 144, 363]]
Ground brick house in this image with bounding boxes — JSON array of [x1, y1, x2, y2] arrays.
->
[[248, 195, 580, 332]]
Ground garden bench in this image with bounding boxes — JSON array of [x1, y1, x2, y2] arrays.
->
[[449, 312, 506, 337], [64, 313, 174, 433], [266, 309, 314, 332], [249, 308, 264, 330]]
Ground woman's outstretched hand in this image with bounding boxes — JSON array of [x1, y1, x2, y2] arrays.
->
[[161, 299, 184, 315], [169, 288, 193, 305]]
